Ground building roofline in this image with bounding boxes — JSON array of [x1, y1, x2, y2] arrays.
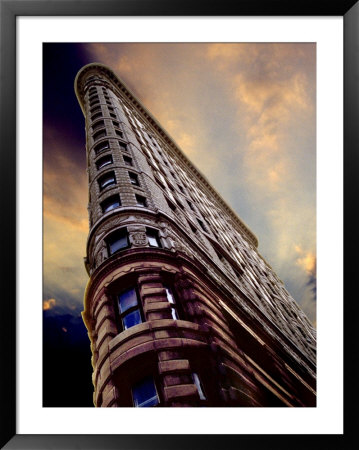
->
[[75, 63, 258, 247]]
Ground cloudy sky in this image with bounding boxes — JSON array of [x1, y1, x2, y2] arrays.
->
[[43, 43, 316, 405]]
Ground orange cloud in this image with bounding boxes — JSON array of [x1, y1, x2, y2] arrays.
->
[[44, 298, 56, 310], [294, 245, 316, 276]]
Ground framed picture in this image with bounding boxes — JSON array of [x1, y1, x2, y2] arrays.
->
[[1, 1, 357, 448]]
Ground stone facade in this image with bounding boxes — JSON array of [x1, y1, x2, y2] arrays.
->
[[75, 63, 316, 407]]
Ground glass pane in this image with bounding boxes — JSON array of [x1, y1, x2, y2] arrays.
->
[[122, 309, 142, 330], [98, 157, 112, 169], [136, 196, 146, 207], [95, 142, 109, 154], [192, 372, 206, 400], [170, 307, 178, 320], [165, 287, 175, 304], [130, 176, 138, 185], [109, 234, 128, 254], [103, 200, 120, 212], [101, 176, 115, 188], [147, 234, 159, 247], [132, 377, 158, 407], [118, 288, 138, 313]]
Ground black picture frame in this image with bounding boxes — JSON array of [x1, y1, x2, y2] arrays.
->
[[1, 0, 357, 448]]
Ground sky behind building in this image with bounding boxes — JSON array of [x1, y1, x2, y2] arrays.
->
[[43, 43, 316, 405]]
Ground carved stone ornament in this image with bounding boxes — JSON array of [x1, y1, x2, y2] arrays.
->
[[131, 231, 147, 247]]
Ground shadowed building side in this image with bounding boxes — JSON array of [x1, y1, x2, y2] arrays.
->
[[75, 63, 316, 407]]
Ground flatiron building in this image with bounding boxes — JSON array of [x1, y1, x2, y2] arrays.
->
[[75, 63, 316, 407]]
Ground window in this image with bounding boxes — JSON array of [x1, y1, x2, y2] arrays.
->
[[135, 195, 147, 207], [94, 140, 109, 155], [118, 287, 142, 330], [119, 142, 128, 151], [166, 197, 176, 211], [187, 200, 195, 211], [91, 111, 102, 121], [107, 228, 129, 255], [112, 121, 119, 128], [98, 171, 116, 190], [177, 185, 184, 194], [108, 106, 114, 112], [196, 218, 208, 232], [132, 376, 159, 407], [192, 373, 206, 400], [154, 176, 165, 190], [110, 113, 116, 119], [123, 155, 133, 166], [90, 98, 99, 107], [176, 199, 184, 210], [96, 154, 113, 170], [187, 220, 197, 233], [115, 130, 123, 138], [93, 129, 106, 141], [90, 105, 101, 114], [129, 172, 139, 186], [101, 194, 121, 213], [146, 228, 161, 248], [165, 286, 178, 320], [92, 120, 105, 131]]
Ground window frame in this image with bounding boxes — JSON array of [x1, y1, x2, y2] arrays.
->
[[92, 119, 105, 131], [93, 129, 107, 141], [98, 171, 116, 190], [123, 155, 133, 166], [129, 172, 140, 186], [117, 286, 143, 331], [100, 194, 121, 213], [119, 141, 128, 152], [89, 98, 100, 107], [131, 375, 159, 408], [94, 140, 110, 155], [196, 218, 208, 232], [90, 105, 101, 114], [96, 154, 113, 170], [192, 372, 206, 401], [135, 194, 147, 207], [91, 111, 102, 121], [164, 285, 179, 320], [146, 228, 162, 248], [106, 227, 130, 256]]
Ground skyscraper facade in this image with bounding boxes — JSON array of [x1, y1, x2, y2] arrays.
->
[[75, 63, 316, 408]]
